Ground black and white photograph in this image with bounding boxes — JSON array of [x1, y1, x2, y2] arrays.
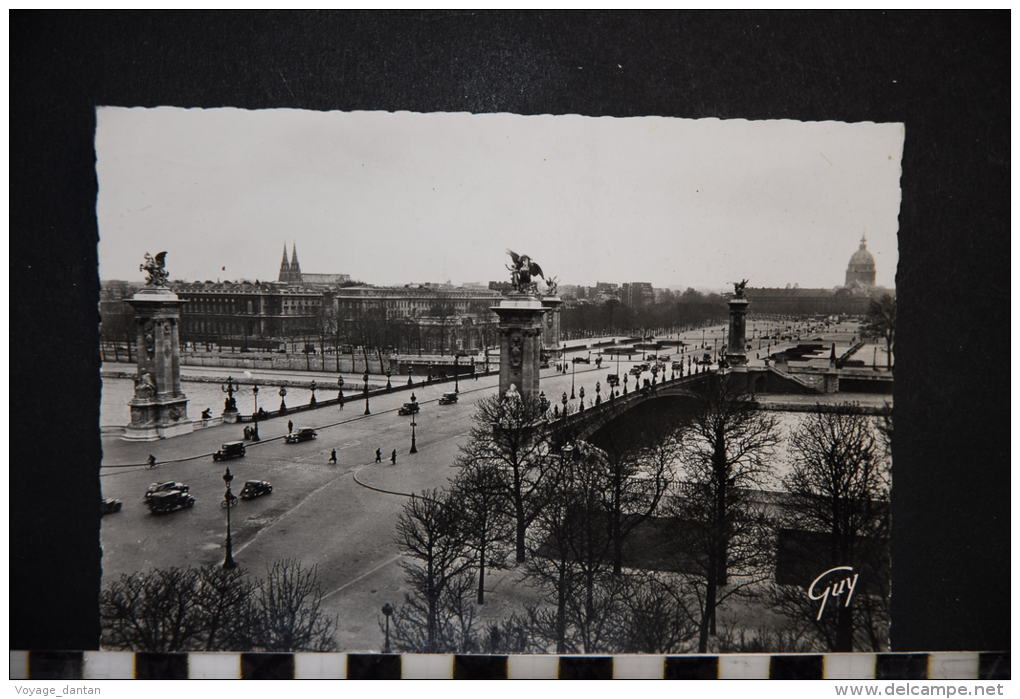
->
[[12, 11, 1008, 683], [94, 107, 901, 656]]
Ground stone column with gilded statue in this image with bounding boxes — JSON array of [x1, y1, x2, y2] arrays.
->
[[725, 279, 750, 367], [540, 275, 563, 360], [122, 251, 194, 441], [492, 250, 548, 399]]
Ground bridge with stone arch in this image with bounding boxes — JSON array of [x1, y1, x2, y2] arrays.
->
[[544, 364, 892, 447]]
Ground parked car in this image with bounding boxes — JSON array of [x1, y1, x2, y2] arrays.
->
[[398, 402, 421, 416], [285, 427, 317, 444], [657, 354, 672, 361], [629, 366, 644, 376], [146, 489, 195, 514], [438, 392, 458, 405], [572, 356, 591, 364], [145, 481, 190, 500], [671, 361, 683, 370], [240, 480, 273, 499], [606, 374, 620, 387], [100, 498, 122, 516], [213, 441, 246, 462]]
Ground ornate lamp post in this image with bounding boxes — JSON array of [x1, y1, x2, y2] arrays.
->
[[539, 390, 549, 416], [570, 357, 576, 399], [561, 391, 568, 418], [454, 355, 460, 393], [251, 384, 260, 440], [578, 385, 585, 411], [386, 370, 392, 390], [278, 386, 288, 413], [363, 371, 371, 415], [595, 382, 601, 405], [221, 376, 239, 415], [409, 392, 418, 454], [381, 603, 394, 653], [623, 372, 628, 395], [222, 467, 237, 569], [337, 375, 345, 402], [309, 380, 317, 406]]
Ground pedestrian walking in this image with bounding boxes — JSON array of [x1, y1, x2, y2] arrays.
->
[[391, 449, 397, 465], [375, 448, 382, 463], [287, 419, 293, 434], [147, 454, 157, 469], [329, 449, 337, 464]]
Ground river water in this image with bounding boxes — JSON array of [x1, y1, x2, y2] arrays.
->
[[101, 377, 320, 427]]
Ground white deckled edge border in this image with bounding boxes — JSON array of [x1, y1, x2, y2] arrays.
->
[[928, 653, 980, 680], [188, 652, 240, 679], [507, 654, 559, 679], [295, 652, 346, 679], [718, 654, 771, 679], [823, 653, 877, 679], [83, 651, 135, 679], [401, 653, 453, 679]]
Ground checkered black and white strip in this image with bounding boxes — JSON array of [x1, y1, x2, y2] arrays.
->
[[9, 651, 1009, 679]]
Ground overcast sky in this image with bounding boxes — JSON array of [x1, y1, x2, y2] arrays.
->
[[96, 107, 902, 290]]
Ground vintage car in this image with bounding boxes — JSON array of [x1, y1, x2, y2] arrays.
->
[[146, 489, 195, 514], [100, 498, 122, 516], [571, 356, 591, 364], [606, 374, 620, 387], [285, 427, 317, 444], [438, 392, 458, 405], [398, 401, 421, 416], [671, 361, 684, 370], [240, 480, 273, 499], [213, 441, 246, 462], [145, 481, 190, 500], [629, 365, 644, 376]]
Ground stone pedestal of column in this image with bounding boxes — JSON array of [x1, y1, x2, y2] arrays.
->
[[122, 286, 194, 441], [492, 294, 546, 399], [540, 295, 563, 354], [725, 296, 749, 366]]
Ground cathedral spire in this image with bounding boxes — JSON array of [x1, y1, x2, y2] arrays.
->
[[289, 242, 302, 282], [278, 244, 291, 282]]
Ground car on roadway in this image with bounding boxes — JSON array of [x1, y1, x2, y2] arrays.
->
[[213, 441, 246, 462], [572, 356, 591, 364], [145, 481, 190, 500], [438, 392, 458, 405], [240, 480, 273, 499], [147, 489, 195, 514], [629, 366, 644, 376], [398, 401, 421, 415], [671, 361, 684, 370], [285, 427, 317, 444], [101, 497, 122, 516]]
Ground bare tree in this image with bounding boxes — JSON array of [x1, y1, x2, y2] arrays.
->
[[243, 559, 339, 652], [194, 566, 253, 651], [393, 489, 475, 652], [600, 428, 680, 575], [611, 572, 699, 653], [670, 375, 780, 652], [772, 409, 891, 651], [460, 393, 559, 563], [100, 567, 205, 651], [451, 461, 513, 604], [862, 294, 895, 369]]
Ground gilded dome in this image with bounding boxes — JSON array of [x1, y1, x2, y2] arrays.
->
[[845, 235, 876, 288]]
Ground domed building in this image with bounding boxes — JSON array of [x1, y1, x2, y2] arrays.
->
[[844, 235, 876, 289]]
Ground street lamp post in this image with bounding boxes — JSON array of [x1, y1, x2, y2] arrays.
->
[[363, 371, 371, 415], [222, 467, 237, 569], [561, 391, 568, 418], [409, 392, 418, 454], [386, 371, 392, 390], [337, 375, 345, 403], [309, 380, 317, 406], [623, 372, 628, 395], [251, 385, 260, 440], [570, 358, 576, 399], [454, 355, 460, 393], [278, 386, 287, 413], [381, 603, 394, 653], [221, 376, 239, 414]]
